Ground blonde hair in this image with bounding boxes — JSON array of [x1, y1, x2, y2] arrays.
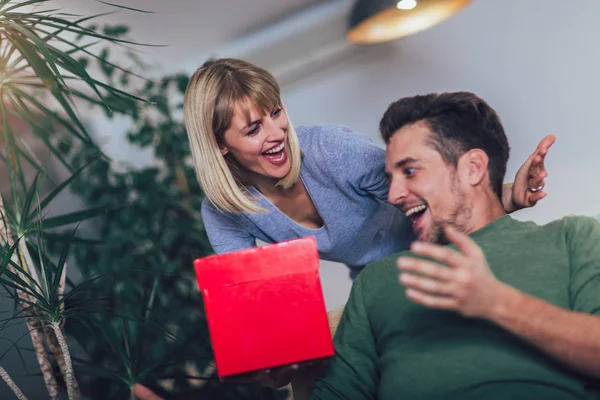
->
[[183, 58, 302, 214]]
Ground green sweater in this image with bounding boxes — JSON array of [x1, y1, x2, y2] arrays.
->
[[311, 215, 600, 400]]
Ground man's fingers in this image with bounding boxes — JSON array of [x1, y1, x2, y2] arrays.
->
[[397, 255, 455, 279], [444, 226, 483, 259], [399, 273, 454, 296], [402, 242, 464, 272], [405, 289, 457, 310]]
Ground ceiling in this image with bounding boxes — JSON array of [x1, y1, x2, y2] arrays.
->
[[48, 0, 331, 66]]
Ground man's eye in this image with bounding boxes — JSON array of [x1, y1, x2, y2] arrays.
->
[[271, 107, 282, 118], [404, 168, 415, 177]]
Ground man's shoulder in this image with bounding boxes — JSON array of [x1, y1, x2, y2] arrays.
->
[[559, 213, 600, 226], [505, 215, 600, 253], [533, 214, 599, 235], [556, 214, 600, 241], [492, 215, 585, 237], [359, 250, 412, 285]]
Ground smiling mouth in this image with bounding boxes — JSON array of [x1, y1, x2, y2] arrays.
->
[[262, 141, 284, 155], [261, 141, 287, 165], [404, 204, 428, 231]]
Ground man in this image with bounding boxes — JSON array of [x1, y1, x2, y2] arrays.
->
[[310, 92, 600, 399]]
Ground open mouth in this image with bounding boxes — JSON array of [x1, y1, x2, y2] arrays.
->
[[404, 204, 428, 232], [261, 142, 287, 166]]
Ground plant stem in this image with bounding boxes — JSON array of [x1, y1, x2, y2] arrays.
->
[[0, 197, 59, 399], [29, 321, 59, 400], [44, 326, 82, 399], [0, 365, 27, 400], [51, 321, 76, 400], [17, 239, 43, 293]]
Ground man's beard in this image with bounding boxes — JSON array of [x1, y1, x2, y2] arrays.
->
[[427, 190, 472, 245]]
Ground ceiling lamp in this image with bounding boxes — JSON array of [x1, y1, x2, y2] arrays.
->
[[347, 0, 472, 44]]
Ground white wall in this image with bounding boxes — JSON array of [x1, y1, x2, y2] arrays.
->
[[280, 0, 600, 309]]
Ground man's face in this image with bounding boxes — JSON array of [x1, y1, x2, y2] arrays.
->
[[385, 121, 472, 244]]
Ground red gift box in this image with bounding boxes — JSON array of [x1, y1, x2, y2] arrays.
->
[[194, 236, 334, 377]]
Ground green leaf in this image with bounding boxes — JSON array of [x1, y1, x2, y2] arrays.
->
[[41, 232, 103, 245], [4, 31, 93, 144], [46, 43, 109, 107], [94, 1, 153, 13], [0, 101, 24, 212], [0, 0, 52, 15], [39, 206, 119, 229], [6, 20, 67, 88], [103, 24, 129, 37], [20, 168, 44, 231], [20, 15, 159, 47], [8, 86, 94, 148], [50, 229, 74, 303], [99, 47, 114, 78], [0, 238, 21, 276], [0, 194, 19, 232], [0, 259, 47, 306], [30, 158, 97, 220]]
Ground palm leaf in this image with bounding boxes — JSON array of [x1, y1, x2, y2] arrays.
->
[[39, 206, 118, 230], [94, 1, 153, 13], [29, 157, 96, 220], [19, 167, 44, 232], [0, 0, 53, 15]]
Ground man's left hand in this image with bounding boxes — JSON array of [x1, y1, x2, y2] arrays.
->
[[397, 226, 507, 318]]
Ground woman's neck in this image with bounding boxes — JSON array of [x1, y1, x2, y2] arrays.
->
[[254, 177, 298, 198]]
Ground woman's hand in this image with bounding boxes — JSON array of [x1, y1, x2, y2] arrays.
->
[[503, 134, 556, 213], [220, 364, 299, 388], [133, 384, 164, 400]]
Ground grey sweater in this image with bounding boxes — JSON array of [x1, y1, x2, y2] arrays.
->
[[201, 124, 413, 270]]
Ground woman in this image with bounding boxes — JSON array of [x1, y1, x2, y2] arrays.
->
[[182, 58, 554, 395], [184, 58, 552, 277]]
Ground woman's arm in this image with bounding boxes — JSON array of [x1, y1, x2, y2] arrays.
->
[[502, 134, 556, 213], [201, 200, 257, 253]]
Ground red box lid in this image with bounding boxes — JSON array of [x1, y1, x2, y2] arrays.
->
[[194, 236, 334, 377]]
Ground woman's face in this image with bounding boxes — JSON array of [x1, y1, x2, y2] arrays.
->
[[220, 100, 291, 184]]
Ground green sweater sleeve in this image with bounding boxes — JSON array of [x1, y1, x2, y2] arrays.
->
[[565, 215, 600, 315], [311, 276, 379, 400]]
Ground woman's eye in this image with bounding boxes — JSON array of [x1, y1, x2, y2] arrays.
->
[[271, 107, 283, 118], [246, 125, 260, 136]]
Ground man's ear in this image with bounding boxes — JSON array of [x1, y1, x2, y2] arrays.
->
[[458, 149, 489, 187]]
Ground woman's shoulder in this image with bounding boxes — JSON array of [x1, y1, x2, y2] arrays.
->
[[201, 196, 239, 221], [296, 123, 368, 142], [296, 124, 383, 155]]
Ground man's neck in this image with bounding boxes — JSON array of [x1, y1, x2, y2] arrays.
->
[[464, 191, 507, 235]]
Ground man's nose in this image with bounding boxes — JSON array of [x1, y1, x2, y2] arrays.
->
[[388, 177, 408, 206]]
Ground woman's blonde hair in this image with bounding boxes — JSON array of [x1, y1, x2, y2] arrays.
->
[[183, 58, 302, 214]]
